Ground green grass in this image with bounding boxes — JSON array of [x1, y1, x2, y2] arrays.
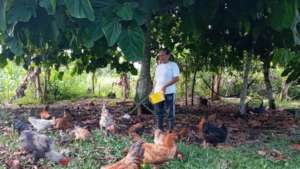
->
[[223, 98, 300, 109], [1, 128, 300, 169]]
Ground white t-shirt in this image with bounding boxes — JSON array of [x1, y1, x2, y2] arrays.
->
[[154, 61, 180, 94]]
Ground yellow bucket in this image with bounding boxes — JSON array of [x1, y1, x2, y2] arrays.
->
[[149, 92, 165, 104]]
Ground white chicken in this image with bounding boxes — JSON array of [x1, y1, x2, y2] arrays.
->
[[99, 102, 116, 134], [28, 116, 55, 132]]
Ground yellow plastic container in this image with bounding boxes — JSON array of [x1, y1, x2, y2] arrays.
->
[[149, 92, 165, 104]]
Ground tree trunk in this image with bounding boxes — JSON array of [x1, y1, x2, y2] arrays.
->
[[263, 59, 276, 109], [280, 80, 290, 101], [239, 54, 253, 115], [184, 71, 188, 106], [211, 73, 221, 100], [92, 72, 96, 95], [43, 68, 51, 102], [34, 67, 42, 100], [10, 67, 40, 102], [191, 70, 197, 106], [135, 27, 152, 115]]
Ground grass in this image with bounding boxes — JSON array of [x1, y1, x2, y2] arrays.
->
[[223, 98, 300, 109], [1, 128, 300, 169]]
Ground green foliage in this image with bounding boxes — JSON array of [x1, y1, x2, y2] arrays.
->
[[268, 0, 296, 31], [7, 0, 37, 24], [64, 0, 95, 21], [39, 0, 57, 15], [118, 24, 144, 61], [102, 18, 122, 47], [0, 0, 6, 32]]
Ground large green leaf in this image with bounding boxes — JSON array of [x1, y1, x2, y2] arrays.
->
[[102, 18, 122, 46], [39, 0, 56, 15], [7, 0, 37, 24], [118, 25, 144, 61], [79, 21, 103, 48], [133, 9, 145, 25], [269, 0, 295, 31], [0, 0, 6, 32], [116, 2, 137, 21], [6, 37, 24, 56], [64, 0, 95, 21]]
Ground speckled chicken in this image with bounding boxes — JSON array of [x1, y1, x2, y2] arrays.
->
[[13, 119, 70, 166], [99, 102, 115, 134]]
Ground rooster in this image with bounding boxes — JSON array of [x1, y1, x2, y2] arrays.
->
[[143, 130, 180, 168], [28, 116, 55, 132], [101, 141, 144, 169], [13, 119, 70, 166], [99, 103, 116, 134], [40, 105, 51, 119], [54, 109, 73, 130], [198, 113, 227, 147]]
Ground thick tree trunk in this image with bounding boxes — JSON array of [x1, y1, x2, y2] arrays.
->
[[280, 80, 290, 101], [191, 70, 197, 106], [239, 54, 253, 115], [135, 28, 152, 115], [211, 73, 221, 100], [263, 59, 276, 109]]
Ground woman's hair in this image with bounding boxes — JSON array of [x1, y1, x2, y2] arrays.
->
[[160, 48, 171, 55]]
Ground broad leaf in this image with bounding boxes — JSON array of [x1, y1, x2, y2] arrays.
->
[[79, 21, 103, 48], [39, 0, 57, 15], [102, 18, 122, 46], [64, 0, 95, 21], [269, 0, 295, 31], [0, 0, 6, 32], [118, 24, 144, 61], [116, 2, 137, 21], [7, 0, 37, 24], [6, 37, 24, 56], [133, 10, 145, 25]]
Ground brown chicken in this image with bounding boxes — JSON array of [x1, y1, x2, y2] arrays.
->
[[54, 109, 73, 130], [101, 141, 144, 169], [128, 123, 144, 142], [40, 105, 51, 119], [143, 130, 180, 169]]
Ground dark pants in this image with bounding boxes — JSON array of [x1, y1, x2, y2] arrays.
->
[[154, 93, 175, 131]]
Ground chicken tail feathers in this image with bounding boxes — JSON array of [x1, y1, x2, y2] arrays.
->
[[13, 117, 31, 134]]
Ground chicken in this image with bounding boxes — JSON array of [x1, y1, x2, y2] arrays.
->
[[143, 131, 179, 168], [40, 105, 51, 119], [99, 103, 116, 134], [13, 119, 70, 166], [128, 123, 145, 142], [54, 109, 73, 130], [28, 117, 55, 132], [198, 115, 227, 147], [101, 141, 144, 169], [70, 126, 91, 141], [248, 100, 265, 114]]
